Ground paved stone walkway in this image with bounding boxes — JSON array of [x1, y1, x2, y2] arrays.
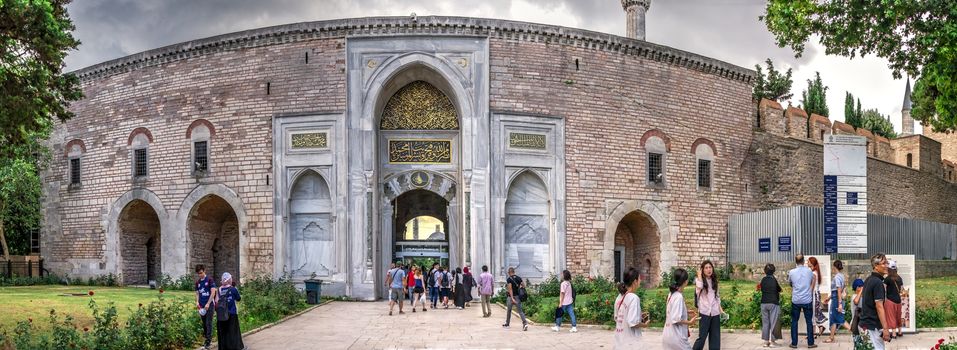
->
[[243, 301, 955, 349]]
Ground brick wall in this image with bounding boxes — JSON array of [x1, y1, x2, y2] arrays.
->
[[45, 36, 347, 276], [488, 36, 756, 272]]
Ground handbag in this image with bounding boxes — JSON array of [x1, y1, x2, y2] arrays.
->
[[555, 306, 564, 319]]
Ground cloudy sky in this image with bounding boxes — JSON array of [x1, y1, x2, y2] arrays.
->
[[64, 0, 916, 133]]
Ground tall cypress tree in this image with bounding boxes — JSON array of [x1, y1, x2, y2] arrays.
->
[[801, 72, 829, 117], [844, 92, 858, 127]]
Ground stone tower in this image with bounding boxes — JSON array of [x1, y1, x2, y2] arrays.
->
[[902, 78, 915, 135], [622, 0, 651, 40]]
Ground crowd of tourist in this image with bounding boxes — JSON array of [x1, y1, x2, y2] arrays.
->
[[373, 252, 908, 350]]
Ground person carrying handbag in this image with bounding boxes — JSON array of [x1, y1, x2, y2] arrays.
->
[[502, 267, 528, 331]]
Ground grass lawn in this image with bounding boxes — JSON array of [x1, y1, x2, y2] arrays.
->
[[0, 285, 193, 331]]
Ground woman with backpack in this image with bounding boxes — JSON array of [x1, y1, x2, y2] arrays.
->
[[216, 272, 244, 350], [552, 269, 578, 333], [663, 268, 697, 350], [439, 266, 452, 308], [614, 266, 650, 348]]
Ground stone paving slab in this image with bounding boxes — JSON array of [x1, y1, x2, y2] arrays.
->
[[241, 301, 956, 349]]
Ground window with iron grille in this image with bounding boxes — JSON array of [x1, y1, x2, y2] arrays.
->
[[193, 141, 208, 173], [698, 159, 712, 188], [70, 158, 81, 185], [647, 152, 663, 184], [134, 148, 148, 178]]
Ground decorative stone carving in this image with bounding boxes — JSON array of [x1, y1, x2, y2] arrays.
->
[[505, 172, 550, 278], [380, 81, 459, 130]]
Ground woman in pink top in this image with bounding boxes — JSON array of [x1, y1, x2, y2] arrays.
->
[[552, 270, 578, 333], [693, 260, 723, 350]]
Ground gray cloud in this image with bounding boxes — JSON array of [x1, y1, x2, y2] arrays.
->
[[65, 0, 906, 129], [65, 0, 816, 72]]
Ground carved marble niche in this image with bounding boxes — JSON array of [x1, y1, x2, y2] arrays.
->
[[288, 170, 335, 277], [504, 171, 550, 278]]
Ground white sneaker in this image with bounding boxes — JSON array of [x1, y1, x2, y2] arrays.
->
[[551, 326, 560, 332], [570, 327, 578, 333]]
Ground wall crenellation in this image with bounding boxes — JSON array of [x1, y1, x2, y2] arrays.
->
[[756, 98, 951, 182]]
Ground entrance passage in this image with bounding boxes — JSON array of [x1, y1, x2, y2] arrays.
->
[[392, 190, 449, 267], [614, 210, 661, 287], [118, 199, 161, 285], [188, 195, 240, 281]]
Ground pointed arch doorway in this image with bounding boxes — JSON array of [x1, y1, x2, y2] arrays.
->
[[376, 76, 463, 298]]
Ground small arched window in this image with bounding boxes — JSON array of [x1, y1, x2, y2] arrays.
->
[[65, 139, 86, 187], [692, 139, 716, 189], [128, 128, 153, 181], [640, 129, 671, 187], [186, 119, 215, 176], [906, 153, 913, 168]]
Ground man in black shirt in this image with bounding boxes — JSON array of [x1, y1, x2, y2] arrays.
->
[[502, 267, 528, 331], [860, 253, 891, 349]]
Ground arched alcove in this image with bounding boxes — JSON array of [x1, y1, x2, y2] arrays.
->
[[288, 171, 334, 278], [504, 171, 550, 278]]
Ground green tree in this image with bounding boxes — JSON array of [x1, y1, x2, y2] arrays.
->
[[762, 1, 957, 131], [800, 72, 828, 117], [860, 109, 897, 139], [753, 58, 794, 102], [0, 0, 82, 259], [844, 92, 858, 127]]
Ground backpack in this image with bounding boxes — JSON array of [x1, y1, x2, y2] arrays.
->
[[427, 270, 435, 286], [509, 276, 528, 302], [440, 272, 451, 288], [570, 283, 576, 305], [216, 288, 230, 321]]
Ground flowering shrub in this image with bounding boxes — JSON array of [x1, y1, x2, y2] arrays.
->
[[937, 337, 957, 350]]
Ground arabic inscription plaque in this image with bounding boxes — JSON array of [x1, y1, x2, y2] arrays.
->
[[388, 140, 452, 164]]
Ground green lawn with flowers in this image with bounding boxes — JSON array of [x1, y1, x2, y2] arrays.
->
[[0, 285, 192, 331]]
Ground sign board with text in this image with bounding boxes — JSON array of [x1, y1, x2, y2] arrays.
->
[[824, 135, 867, 254]]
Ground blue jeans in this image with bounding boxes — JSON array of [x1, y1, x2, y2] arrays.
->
[[429, 286, 439, 306], [555, 304, 577, 327], [791, 303, 815, 346]]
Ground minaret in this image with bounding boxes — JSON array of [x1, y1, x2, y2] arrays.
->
[[902, 78, 915, 135], [622, 0, 651, 40]]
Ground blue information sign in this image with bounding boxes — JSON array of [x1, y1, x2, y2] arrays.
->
[[778, 236, 792, 252], [759, 238, 771, 253], [823, 175, 839, 253]]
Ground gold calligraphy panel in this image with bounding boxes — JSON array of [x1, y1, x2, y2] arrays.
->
[[291, 132, 328, 149], [388, 140, 452, 164], [380, 81, 459, 130], [509, 133, 547, 150]]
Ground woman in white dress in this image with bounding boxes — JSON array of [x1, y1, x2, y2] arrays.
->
[[663, 268, 699, 350], [614, 267, 651, 349]]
